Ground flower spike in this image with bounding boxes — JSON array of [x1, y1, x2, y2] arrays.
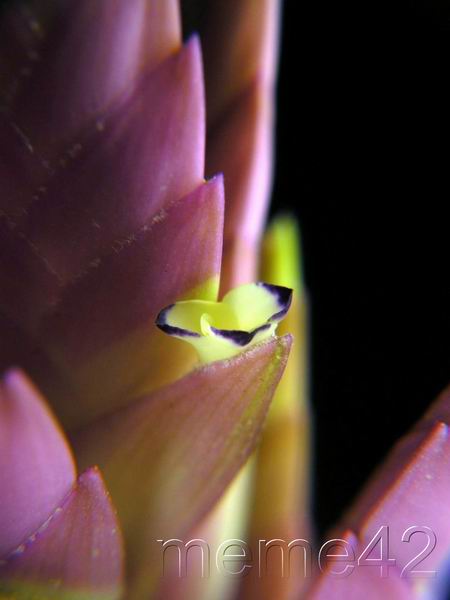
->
[[156, 282, 293, 363]]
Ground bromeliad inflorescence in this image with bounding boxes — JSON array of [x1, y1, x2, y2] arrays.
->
[[0, 2, 449, 600]]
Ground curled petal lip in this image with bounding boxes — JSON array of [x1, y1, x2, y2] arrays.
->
[[156, 281, 293, 336], [210, 322, 272, 346], [259, 282, 294, 320], [156, 304, 202, 338]]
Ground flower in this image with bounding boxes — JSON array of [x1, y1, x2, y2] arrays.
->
[[0, 2, 449, 600], [156, 282, 293, 363]]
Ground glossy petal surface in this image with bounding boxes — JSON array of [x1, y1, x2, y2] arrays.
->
[[0, 369, 75, 557], [74, 336, 291, 599]]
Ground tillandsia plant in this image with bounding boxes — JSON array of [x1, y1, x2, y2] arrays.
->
[[0, 2, 449, 600]]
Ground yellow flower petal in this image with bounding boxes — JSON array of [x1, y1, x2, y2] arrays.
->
[[156, 282, 292, 363]]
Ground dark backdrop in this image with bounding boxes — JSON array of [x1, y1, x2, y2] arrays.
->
[[274, 0, 449, 534]]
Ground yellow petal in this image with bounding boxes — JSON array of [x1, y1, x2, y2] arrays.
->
[[156, 281, 292, 363]]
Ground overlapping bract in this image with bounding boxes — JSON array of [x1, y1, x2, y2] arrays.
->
[[74, 336, 291, 598], [0, 1, 215, 429], [0, 370, 124, 600], [0, 370, 76, 558], [308, 386, 450, 598]]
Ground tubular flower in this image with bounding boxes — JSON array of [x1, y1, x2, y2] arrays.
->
[[0, 3, 449, 600], [156, 282, 293, 363]]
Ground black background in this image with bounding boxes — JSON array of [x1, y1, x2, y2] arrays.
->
[[274, 0, 449, 534]]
